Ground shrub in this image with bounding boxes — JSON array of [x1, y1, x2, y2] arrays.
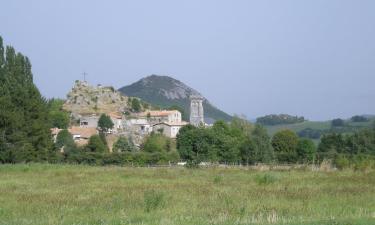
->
[[334, 155, 350, 170], [296, 138, 316, 163], [272, 130, 299, 163]]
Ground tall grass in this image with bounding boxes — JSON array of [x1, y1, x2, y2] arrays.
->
[[0, 164, 374, 225]]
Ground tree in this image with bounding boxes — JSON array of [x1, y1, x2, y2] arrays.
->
[[250, 125, 274, 163], [86, 135, 107, 152], [143, 133, 172, 153], [272, 129, 298, 163], [176, 125, 215, 164], [296, 138, 316, 163], [131, 98, 141, 112], [256, 114, 304, 125], [351, 115, 369, 123], [331, 118, 345, 127], [98, 114, 114, 133], [0, 37, 53, 163], [113, 136, 133, 152], [48, 99, 70, 129], [318, 133, 345, 154], [55, 129, 76, 153]]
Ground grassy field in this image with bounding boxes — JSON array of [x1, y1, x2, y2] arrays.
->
[[0, 164, 375, 225]]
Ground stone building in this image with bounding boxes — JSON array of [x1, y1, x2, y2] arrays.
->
[[79, 114, 99, 128], [190, 95, 204, 126], [152, 121, 188, 138], [139, 110, 182, 124]]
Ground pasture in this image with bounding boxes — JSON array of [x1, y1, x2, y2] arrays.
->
[[0, 164, 374, 225]]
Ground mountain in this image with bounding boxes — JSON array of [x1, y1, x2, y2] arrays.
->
[[118, 75, 233, 122]]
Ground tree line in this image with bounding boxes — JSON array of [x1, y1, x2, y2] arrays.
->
[[256, 114, 305, 126]]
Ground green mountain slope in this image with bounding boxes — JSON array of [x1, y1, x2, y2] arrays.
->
[[118, 75, 232, 122]]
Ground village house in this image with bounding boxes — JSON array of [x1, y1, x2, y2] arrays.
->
[[124, 118, 153, 135], [139, 110, 182, 124], [50, 126, 98, 148], [152, 121, 188, 138], [79, 114, 99, 128], [68, 126, 98, 146]]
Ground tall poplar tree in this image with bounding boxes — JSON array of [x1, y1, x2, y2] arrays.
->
[[0, 36, 53, 163]]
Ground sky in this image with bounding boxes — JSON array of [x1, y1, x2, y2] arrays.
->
[[1, 0, 374, 121]]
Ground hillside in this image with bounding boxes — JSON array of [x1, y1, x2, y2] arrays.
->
[[118, 75, 233, 122]]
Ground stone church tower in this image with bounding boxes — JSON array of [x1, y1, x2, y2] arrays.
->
[[190, 95, 204, 126]]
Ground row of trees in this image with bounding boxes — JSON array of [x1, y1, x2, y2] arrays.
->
[[256, 114, 305, 126], [176, 118, 317, 165]]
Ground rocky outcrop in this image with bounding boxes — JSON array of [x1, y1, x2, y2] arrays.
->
[[63, 80, 130, 116]]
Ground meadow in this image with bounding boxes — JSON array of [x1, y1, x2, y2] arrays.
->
[[0, 164, 374, 225]]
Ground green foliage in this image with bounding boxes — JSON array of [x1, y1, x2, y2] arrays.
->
[[298, 128, 322, 139], [257, 114, 304, 126], [98, 114, 114, 133], [47, 98, 70, 129], [177, 120, 275, 165], [250, 125, 275, 164], [86, 135, 107, 153], [272, 130, 299, 163], [144, 190, 165, 213], [112, 136, 133, 152], [0, 36, 53, 163], [131, 98, 141, 112], [334, 155, 350, 170], [331, 118, 345, 127], [142, 133, 174, 153], [351, 115, 369, 122], [55, 129, 75, 151], [296, 138, 316, 163]]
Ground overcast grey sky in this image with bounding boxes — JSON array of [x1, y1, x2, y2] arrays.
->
[[1, 0, 374, 120]]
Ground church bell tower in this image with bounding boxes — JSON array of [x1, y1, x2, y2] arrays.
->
[[190, 95, 204, 126]]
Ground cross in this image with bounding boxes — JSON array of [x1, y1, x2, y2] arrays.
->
[[82, 72, 88, 82]]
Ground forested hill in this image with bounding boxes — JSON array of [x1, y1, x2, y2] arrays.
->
[[118, 75, 233, 122]]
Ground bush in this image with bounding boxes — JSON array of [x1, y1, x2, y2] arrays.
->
[[334, 155, 350, 170], [296, 138, 316, 163], [86, 135, 108, 153], [272, 130, 299, 163], [112, 136, 133, 152]]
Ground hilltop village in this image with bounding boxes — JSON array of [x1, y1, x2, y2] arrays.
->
[[51, 80, 205, 151]]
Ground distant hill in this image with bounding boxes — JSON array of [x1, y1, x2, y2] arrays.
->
[[118, 75, 233, 122], [265, 116, 375, 142]]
